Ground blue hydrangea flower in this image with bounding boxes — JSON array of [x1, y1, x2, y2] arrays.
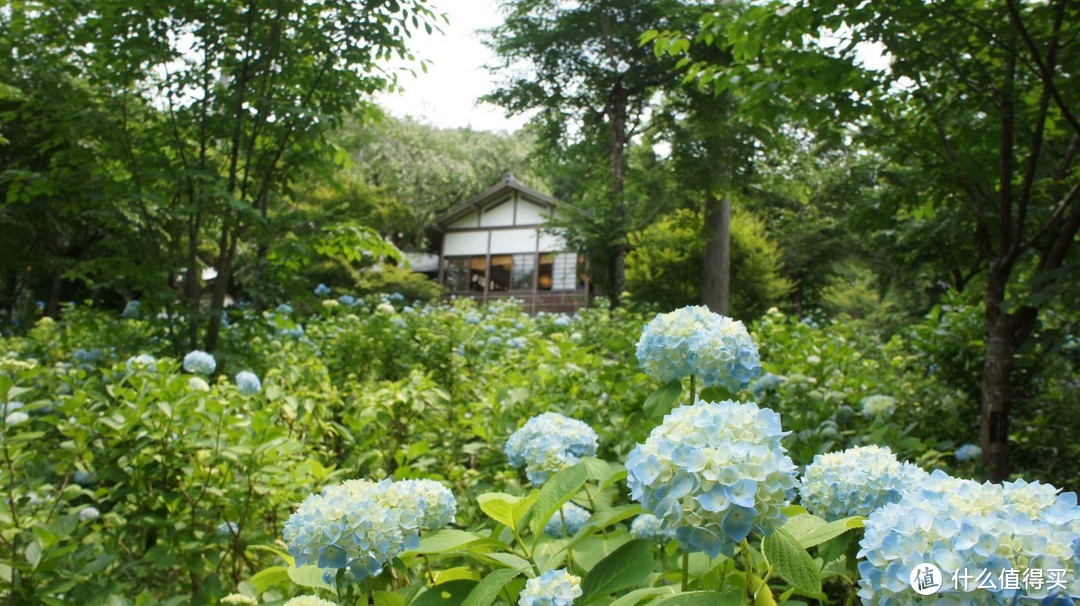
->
[[235, 371, 261, 396], [857, 471, 1080, 604], [518, 568, 582, 606], [2, 401, 23, 415], [122, 300, 141, 319], [283, 479, 418, 581], [629, 513, 676, 542], [217, 521, 239, 538], [626, 399, 798, 558], [552, 315, 571, 327], [126, 354, 157, 372], [487, 336, 503, 347], [338, 295, 356, 306], [750, 373, 786, 397], [388, 292, 405, 303], [860, 395, 896, 418], [505, 412, 599, 485], [635, 306, 761, 392], [799, 445, 929, 521], [276, 303, 294, 315], [74, 348, 104, 363], [73, 470, 95, 486], [384, 479, 457, 531], [314, 283, 331, 297], [78, 506, 100, 522], [183, 350, 216, 375], [544, 502, 591, 537], [955, 443, 982, 463]]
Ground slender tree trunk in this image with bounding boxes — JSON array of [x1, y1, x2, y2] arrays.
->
[[45, 273, 62, 319], [702, 194, 730, 315], [205, 230, 238, 352], [607, 79, 628, 309]]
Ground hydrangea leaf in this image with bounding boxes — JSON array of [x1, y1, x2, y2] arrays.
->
[[477, 492, 539, 534], [784, 514, 862, 550], [409, 529, 486, 555], [286, 564, 334, 590], [579, 539, 655, 604], [409, 580, 476, 605], [248, 566, 289, 593], [527, 462, 589, 537], [608, 586, 678, 606], [460, 568, 520, 606], [652, 590, 744, 605], [762, 527, 824, 600], [643, 381, 683, 419]]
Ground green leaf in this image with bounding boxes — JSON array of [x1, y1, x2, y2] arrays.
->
[[460, 569, 520, 606], [528, 463, 588, 537], [579, 539, 655, 604], [609, 586, 678, 606], [477, 492, 538, 534], [249, 566, 290, 592], [286, 564, 334, 590], [762, 528, 824, 600], [653, 590, 744, 605], [374, 590, 407, 606], [782, 513, 863, 549], [410, 580, 477, 605], [409, 529, 486, 555], [25, 541, 42, 570], [644, 382, 682, 418]]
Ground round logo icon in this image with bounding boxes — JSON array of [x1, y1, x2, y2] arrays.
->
[[910, 563, 943, 596]]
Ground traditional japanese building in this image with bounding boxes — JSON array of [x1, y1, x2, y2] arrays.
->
[[429, 174, 590, 314]]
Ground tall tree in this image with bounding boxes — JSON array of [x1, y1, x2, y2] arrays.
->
[[484, 0, 689, 305], [654, 0, 1080, 480], [5, 0, 438, 350]]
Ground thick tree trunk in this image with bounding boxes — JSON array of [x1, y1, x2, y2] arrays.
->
[[980, 264, 1037, 483], [702, 194, 731, 315], [45, 273, 62, 319]]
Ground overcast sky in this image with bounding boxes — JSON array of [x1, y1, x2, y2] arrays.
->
[[374, 1, 532, 133]]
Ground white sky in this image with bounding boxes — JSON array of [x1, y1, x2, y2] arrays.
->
[[375, 1, 532, 133]]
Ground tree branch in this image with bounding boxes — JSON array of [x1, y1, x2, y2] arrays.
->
[[1004, 0, 1080, 135]]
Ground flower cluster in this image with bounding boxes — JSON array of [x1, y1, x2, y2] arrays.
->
[[189, 377, 211, 392], [635, 306, 761, 392], [283, 477, 455, 582], [629, 513, 676, 542], [518, 569, 583, 606], [78, 506, 100, 522], [626, 399, 798, 558], [750, 372, 785, 398], [799, 445, 928, 521], [857, 471, 1080, 604], [544, 502, 591, 537], [860, 394, 896, 418], [126, 354, 157, 372], [183, 350, 216, 375], [955, 443, 982, 463], [122, 300, 141, 319], [314, 283, 331, 297], [283, 596, 335, 606], [235, 371, 261, 396], [220, 594, 259, 606], [383, 479, 457, 531], [504, 412, 599, 485]]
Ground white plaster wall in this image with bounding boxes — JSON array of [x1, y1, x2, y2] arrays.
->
[[479, 198, 516, 227]]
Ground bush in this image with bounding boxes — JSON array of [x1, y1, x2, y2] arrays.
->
[[625, 208, 791, 320]]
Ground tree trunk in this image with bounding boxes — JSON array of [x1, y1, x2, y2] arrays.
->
[[45, 273, 62, 319], [606, 78, 628, 308], [980, 320, 1015, 483], [702, 194, 730, 315]]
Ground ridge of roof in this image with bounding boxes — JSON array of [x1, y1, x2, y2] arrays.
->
[[433, 174, 561, 229]]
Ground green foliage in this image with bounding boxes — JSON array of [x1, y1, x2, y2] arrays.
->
[[625, 209, 791, 320], [354, 266, 443, 304]]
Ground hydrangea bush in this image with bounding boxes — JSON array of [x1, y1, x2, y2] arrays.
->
[[518, 568, 582, 606]]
